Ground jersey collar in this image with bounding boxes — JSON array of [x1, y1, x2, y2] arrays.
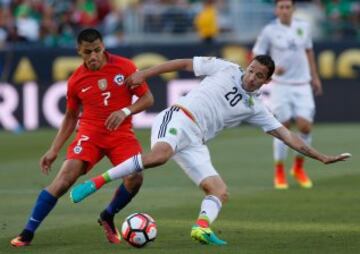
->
[[276, 18, 293, 28]]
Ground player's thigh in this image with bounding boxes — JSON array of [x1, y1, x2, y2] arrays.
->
[[269, 84, 292, 123], [173, 144, 219, 186], [293, 85, 315, 122], [67, 132, 104, 172], [107, 136, 142, 166]]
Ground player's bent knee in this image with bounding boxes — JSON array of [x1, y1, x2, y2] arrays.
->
[[296, 118, 312, 134], [123, 173, 143, 191], [220, 189, 229, 203], [200, 177, 228, 203], [299, 126, 312, 134]]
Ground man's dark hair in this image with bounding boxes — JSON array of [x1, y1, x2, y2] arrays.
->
[[254, 55, 275, 79], [275, 0, 294, 4], [77, 28, 103, 44]]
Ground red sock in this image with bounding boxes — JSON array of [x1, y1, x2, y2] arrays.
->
[[294, 156, 304, 171], [275, 161, 285, 175], [196, 218, 209, 228], [92, 175, 106, 189]]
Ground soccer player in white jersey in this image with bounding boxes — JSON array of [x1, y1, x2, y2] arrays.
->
[[252, 0, 323, 190], [70, 55, 350, 245]]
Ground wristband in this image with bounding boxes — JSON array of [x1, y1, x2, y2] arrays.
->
[[121, 107, 132, 117]]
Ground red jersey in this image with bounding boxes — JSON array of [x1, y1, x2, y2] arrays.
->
[[67, 52, 148, 136]]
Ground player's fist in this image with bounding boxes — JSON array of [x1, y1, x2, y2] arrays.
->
[[105, 110, 126, 131], [311, 76, 323, 96], [40, 150, 58, 175]]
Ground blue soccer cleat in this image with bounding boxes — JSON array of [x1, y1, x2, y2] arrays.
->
[[190, 225, 227, 246], [70, 180, 97, 203]]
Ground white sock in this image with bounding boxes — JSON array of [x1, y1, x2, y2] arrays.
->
[[273, 137, 288, 162], [107, 154, 143, 181], [294, 133, 312, 156], [199, 195, 222, 224]]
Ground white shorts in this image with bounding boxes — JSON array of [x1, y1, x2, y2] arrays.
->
[[151, 106, 219, 185], [263, 82, 315, 123]]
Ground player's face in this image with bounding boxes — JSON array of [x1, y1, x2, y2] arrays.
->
[[242, 60, 271, 92], [77, 39, 106, 71], [275, 0, 294, 25]]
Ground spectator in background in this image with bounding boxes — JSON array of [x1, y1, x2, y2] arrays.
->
[[0, 8, 9, 47], [102, 2, 124, 47], [194, 0, 218, 43], [73, 0, 98, 27], [14, 2, 40, 42], [322, 0, 359, 39]]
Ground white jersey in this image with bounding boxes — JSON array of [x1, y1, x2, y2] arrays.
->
[[252, 18, 312, 84], [175, 57, 282, 142]]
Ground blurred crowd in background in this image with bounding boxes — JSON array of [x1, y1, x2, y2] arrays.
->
[[0, 0, 359, 49]]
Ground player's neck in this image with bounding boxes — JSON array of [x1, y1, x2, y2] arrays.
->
[[279, 19, 292, 27]]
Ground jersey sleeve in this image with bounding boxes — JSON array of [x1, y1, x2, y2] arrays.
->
[[246, 103, 282, 132], [131, 82, 149, 97], [252, 27, 270, 55], [66, 78, 80, 111], [193, 57, 237, 77]]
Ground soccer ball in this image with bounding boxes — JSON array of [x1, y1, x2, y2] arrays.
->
[[121, 212, 157, 248]]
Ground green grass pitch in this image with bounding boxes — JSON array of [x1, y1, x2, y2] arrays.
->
[[0, 124, 359, 254]]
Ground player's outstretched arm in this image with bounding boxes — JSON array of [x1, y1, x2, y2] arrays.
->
[[267, 126, 351, 164], [40, 109, 79, 174], [125, 59, 193, 89]]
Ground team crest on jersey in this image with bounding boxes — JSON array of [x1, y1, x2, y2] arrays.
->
[[114, 74, 125, 86], [73, 145, 82, 154], [98, 79, 108, 91], [297, 28, 303, 37]]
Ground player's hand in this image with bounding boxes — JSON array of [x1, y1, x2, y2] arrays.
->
[[275, 67, 285, 76], [311, 76, 323, 96], [40, 150, 58, 175], [105, 110, 127, 131], [125, 71, 146, 89], [321, 153, 351, 164]]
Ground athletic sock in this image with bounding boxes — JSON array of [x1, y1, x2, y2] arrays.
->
[[105, 184, 137, 216], [107, 154, 143, 181], [275, 161, 285, 174], [273, 137, 288, 162], [90, 154, 143, 190], [19, 229, 34, 242], [195, 195, 222, 228], [24, 189, 58, 233], [294, 156, 304, 171], [92, 172, 112, 189]]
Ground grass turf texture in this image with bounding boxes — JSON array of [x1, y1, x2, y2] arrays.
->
[[0, 124, 359, 254]]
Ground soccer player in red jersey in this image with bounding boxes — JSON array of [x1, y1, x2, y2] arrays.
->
[[10, 28, 154, 247]]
